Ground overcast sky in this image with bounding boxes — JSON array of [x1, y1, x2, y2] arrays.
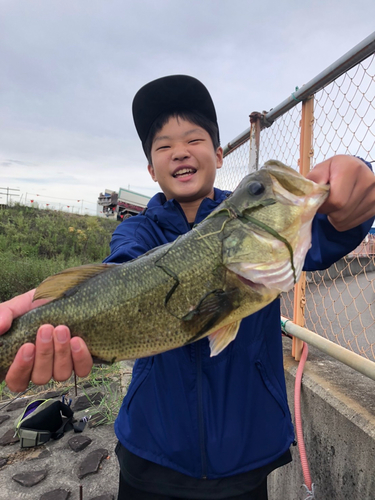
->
[[1, 0, 374, 214]]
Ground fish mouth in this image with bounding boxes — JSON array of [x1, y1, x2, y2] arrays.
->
[[235, 273, 268, 293], [265, 161, 330, 214], [229, 258, 298, 294], [173, 167, 197, 178]]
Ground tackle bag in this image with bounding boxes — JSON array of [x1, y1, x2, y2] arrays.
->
[[15, 397, 87, 448]]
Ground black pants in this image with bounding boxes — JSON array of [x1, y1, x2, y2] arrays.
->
[[117, 473, 268, 500]]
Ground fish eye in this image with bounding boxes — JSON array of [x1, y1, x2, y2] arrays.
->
[[248, 181, 265, 196]]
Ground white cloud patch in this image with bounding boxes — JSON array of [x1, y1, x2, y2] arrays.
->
[[1, 0, 374, 207]]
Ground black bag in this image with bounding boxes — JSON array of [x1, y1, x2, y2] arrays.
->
[[15, 397, 86, 448]]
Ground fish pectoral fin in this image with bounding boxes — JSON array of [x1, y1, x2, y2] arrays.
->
[[33, 263, 116, 301], [208, 320, 241, 357], [182, 288, 240, 340]]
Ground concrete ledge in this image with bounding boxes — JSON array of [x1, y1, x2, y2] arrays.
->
[[268, 337, 375, 499]]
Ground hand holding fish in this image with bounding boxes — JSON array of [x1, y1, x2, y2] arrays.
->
[[0, 162, 330, 390], [306, 155, 375, 232], [0, 292, 93, 392], [0, 159, 372, 392]]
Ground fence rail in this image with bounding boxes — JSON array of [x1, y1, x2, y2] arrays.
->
[[217, 32, 375, 363]]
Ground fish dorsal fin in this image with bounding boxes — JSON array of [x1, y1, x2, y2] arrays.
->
[[208, 320, 241, 356], [33, 264, 113, 301]]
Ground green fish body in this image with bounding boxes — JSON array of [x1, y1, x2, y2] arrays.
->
[[0, 161, 329, 381]]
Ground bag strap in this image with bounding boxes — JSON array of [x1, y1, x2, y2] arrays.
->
[[52, 415, 74, 440], [51, 414, 89, 440], [18, 428, 52, 448]]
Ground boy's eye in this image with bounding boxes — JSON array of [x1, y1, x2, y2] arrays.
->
[[156, 145, 170, 151], [188, 139, 203, 144]]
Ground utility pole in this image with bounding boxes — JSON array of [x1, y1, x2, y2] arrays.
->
[[0, 187, 20, 205]]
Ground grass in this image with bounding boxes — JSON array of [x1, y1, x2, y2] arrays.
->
[[0, 363, 126, 426], [0, 203, 119, 301], [82, 375, 124, 426], [0, 204, 126, 420]]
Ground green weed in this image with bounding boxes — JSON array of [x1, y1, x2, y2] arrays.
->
[[0, 204, 119, 301]]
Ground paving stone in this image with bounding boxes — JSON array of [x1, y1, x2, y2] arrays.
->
[[29, 448, 52, 460], [77, 448, 108, 479], [6, 398, 30, 412], [42, 390, 66, 399], [0, 414, 10, 426], [40, 488, 71, 500], [12, 469, 48, 487], [0, 380, 121, 497], [90, 495, 114, 500], [72, 392, 104, 411], [68, 434, 92, 452], [0, 428, 20, 446], [88, 412, 107, 428]]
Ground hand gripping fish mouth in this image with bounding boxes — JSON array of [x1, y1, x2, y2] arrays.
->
[[222, 160, 330, 294]]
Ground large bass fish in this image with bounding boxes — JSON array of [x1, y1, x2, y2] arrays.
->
[[0, 161, 329, 380]]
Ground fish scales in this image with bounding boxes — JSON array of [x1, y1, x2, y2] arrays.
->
[[0, 161, 329, 381]]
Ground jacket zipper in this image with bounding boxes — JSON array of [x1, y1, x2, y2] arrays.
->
[[196, 342, 207, 479], [173, 201, 192, 233]]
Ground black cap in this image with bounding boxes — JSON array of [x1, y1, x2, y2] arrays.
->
[[132, 75, 219, 151]]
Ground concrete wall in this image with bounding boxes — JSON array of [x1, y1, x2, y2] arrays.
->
[[268, 338, 375, 500]]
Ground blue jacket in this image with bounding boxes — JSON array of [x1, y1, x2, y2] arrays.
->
[[104, 186, 373, 479]]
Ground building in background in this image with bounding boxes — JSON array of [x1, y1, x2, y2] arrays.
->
[[97, 190, 118, 218], [97, 188, 150, 220]]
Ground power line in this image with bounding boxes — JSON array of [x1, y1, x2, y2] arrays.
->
[[26, 192, 97, 204]]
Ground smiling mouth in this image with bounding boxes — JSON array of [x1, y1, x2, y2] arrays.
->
[[173, 168, 197, 178]]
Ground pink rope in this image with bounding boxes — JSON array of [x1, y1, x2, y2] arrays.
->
[[294, 341, 313, 492]]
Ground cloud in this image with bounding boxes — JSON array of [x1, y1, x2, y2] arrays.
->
[[1, 159, 38, 168], [1, 0, 374, 207]]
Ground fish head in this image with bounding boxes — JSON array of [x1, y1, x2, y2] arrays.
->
[[222, 160, 330, 293]]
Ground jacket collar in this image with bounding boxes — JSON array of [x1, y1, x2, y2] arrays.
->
[[145, 188, 230, 232]]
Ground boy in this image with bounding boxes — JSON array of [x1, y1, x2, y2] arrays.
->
[[1, 75, 375, 500]]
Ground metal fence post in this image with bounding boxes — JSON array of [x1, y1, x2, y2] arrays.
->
[[248, 112, 262, 171], [292, 96, 314, 361]]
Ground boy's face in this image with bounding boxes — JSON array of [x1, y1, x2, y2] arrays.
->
[[148, 117, 223, 204]]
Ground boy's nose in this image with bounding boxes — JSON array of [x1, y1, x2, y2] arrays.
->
[[172, 145, 191, 161]]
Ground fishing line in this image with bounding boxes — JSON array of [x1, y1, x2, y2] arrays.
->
[[241, 214, 297, 283]]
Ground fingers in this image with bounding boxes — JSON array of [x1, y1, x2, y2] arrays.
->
[[306, 155, 375, 232], [0, 307, 13, 336], [0, 289, 49, 336], [32, 326, 93, 384], [0, 291, 34, 336], [5, 325, 93, 393], [31, 325, 74, 385], [5, 343, 36, 393], [54, 326, 75, 381], [70, 337, 93, 378]]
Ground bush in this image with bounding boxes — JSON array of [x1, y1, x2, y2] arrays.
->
[[0, 205, 120, 301]]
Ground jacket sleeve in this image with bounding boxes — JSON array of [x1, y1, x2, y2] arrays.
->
[[303, 213, 373, 271], [103, 217, 153, 264], [303, 158, 374, 272]]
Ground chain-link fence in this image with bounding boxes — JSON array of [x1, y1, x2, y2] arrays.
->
[[216, 34, 375, 362]]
